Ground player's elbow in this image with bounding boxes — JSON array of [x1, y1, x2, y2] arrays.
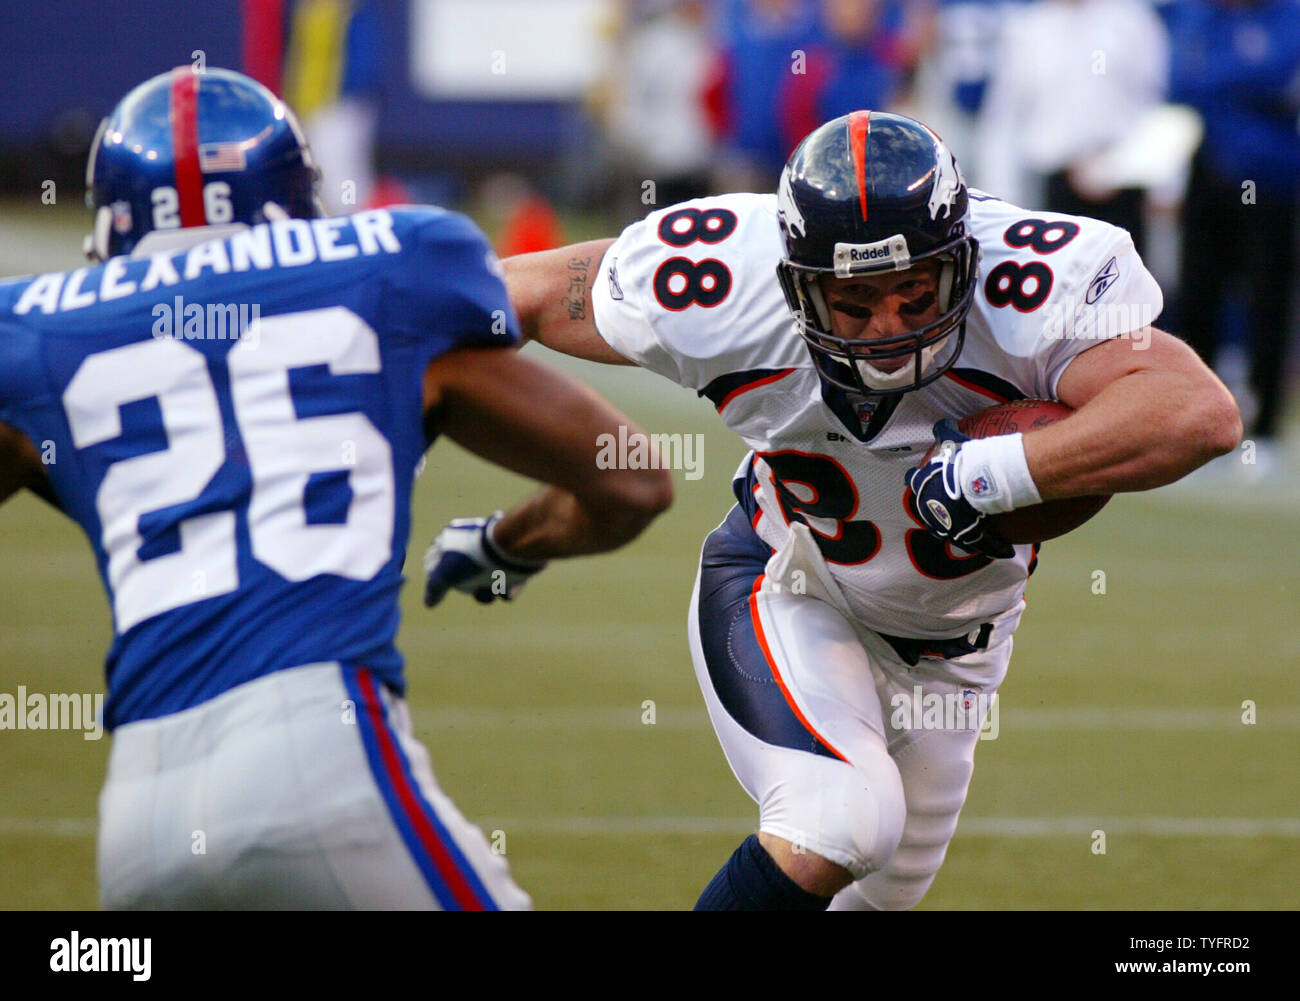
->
[[1192, 383, 1244, 461], [612, 464, 674, 530], [1170, 380, 1242, 471], [585, 466, 674, 548]]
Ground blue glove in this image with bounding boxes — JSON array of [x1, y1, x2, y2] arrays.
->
[[422, 512, 548, 607], [904, 420, 1016, 560]]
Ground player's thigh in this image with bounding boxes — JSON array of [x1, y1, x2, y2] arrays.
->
[[99, 663, 529, 910], [830, 637, 1011, 910], [355, 678, 532, 911], [687, 508, 906, 878]]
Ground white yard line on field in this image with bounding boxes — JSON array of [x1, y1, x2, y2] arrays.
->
[[409, 706, 1300, 730], [7, 816, 1299, 839]]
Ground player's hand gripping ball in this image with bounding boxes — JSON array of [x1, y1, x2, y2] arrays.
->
[[423, 513, 547, 607], [906, 400, 1112, 553], [906, 421, 1016, 559]]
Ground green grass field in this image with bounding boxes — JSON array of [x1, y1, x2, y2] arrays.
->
[[0, 200, 1296, 909]]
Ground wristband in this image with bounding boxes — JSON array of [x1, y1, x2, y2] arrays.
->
[[954, 433, 1043, 515], [483, 512, 549, 572]]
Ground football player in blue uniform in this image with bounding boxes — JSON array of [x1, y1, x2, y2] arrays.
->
[[0, 67, 671, 909]]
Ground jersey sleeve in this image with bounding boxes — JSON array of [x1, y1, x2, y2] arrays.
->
[[389, 207, 522, 353], [966, 199, 1164, 401], [590, 194, 807, 392], [1039, 232, 1163, 398], [590, 230, 685, 382]]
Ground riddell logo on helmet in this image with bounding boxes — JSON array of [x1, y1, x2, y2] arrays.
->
[[833, 236, 911, 276]]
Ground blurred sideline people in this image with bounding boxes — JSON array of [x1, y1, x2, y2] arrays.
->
[[707, 0, 929, 189], [903, 0, 1031, 181], [601, 0, 720, 222], [777, 0, 923, 155], [1167, 0, 1300, 464], [284, 0, 382, 214], [713, 0, 813, 187], [976, 0, 1168, 254]]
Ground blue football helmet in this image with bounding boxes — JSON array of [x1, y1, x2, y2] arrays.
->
[[776, 111, 980, 395], [85, 66, 322, 260]]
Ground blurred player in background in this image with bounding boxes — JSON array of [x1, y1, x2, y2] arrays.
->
[[1167, 0, 1300, 471], [283, 0, 383, 214], [975, 0, 1169, 254], [0, 67, 670, 909], [427, 111, 1240, 909]]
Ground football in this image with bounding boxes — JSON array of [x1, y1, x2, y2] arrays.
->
[[954, 399, 1110, 544]]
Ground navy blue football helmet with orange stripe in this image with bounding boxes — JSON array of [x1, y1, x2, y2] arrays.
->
[[776, 111, 980, 395], [85, 67, 321, 261]]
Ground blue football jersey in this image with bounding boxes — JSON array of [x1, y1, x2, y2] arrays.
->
[[0, 207, 520, 728]]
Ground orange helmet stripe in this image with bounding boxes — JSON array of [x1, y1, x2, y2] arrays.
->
[[848, 110, 872, 222]]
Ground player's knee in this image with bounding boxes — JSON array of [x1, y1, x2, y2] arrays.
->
[[839, 754, 908, 878], [850, 840, 951, 911], [764, 751, 907, 882]]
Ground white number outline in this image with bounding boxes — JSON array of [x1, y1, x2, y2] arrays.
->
[[62, 308, 396, 634]]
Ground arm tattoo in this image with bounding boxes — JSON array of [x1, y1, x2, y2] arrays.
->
[[562, 256, 594, 322]]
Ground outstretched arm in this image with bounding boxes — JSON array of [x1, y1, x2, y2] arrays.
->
[[422, 344, 671, 562], [503, 239, 635, 364]]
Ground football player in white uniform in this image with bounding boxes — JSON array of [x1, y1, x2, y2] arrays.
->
[[424, 112, 1241, 909]]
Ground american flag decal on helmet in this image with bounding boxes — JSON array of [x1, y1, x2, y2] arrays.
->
[[199, 142, 247, 173]]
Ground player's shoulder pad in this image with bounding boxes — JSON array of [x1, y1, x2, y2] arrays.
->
[[381, 205, 520, 349], [966, 191, 1162, 358], [592, 192, 807, 390]]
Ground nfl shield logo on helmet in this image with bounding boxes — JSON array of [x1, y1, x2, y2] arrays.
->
[[110, 200, 133, 235]]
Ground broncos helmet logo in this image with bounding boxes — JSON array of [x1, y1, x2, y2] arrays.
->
[[927, 142, 964, 222], [778, 169, 807, 240]]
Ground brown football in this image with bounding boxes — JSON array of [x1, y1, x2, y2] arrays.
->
[[950, 399, 1110, 545]]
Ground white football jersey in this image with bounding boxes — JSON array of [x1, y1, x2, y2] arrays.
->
[[592, 191, 1162, 640]]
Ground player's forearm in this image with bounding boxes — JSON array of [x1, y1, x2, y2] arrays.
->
[[503, 239, 633, 364], [0, 423, 57, 510], [1023, 371, 1242, 500], [491, 482, 669, 561]]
